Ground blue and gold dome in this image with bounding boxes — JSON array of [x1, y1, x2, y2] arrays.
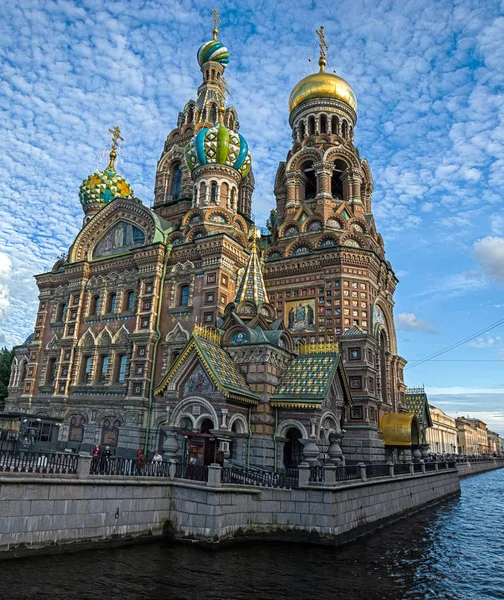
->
[[184, 116, 251, 178], [197, 40, 230, 67]]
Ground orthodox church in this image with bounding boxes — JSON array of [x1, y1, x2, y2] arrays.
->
[[6, 18, 420, 467]]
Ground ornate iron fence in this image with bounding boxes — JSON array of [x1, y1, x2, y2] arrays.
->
[[175, 463, 209, 482], [309, 465, 324, 483], [425, 462, 437, 472], [366, 464, 390, 479], [394, 463, 411, 475], [413, 463, 423, 473], [0, 450, 78, 475], [335, 465, 360, 481], [89, 457, 171, 477], [221, 465, 299, 489]]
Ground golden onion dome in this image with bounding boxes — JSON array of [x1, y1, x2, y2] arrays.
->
[[289, 70, 357, 113]]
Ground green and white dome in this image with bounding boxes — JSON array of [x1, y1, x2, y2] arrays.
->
[[184, 121, 251, 178]]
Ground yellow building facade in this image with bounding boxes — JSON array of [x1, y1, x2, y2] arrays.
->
[[456, 417, 489, 455], [426, 406, 458, 455]]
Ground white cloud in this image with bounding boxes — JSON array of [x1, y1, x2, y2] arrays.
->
[[470, 336, 501, 348], [396, 312, 436, 334], [472, 236, 504, 281], [0, 252, 12, 322]]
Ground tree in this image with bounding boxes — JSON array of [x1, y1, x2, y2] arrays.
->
[[0, 347, 14, 411]]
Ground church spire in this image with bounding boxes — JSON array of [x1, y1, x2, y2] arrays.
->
[[234, 226, 269, 305]]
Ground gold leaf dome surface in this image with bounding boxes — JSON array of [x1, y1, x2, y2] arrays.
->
[[289, 71, 357, 113]]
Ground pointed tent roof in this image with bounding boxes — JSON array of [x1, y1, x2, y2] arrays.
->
[[234, 235, 268, 305], [404, 387, 433, 428], [154, 329, 260, 404]]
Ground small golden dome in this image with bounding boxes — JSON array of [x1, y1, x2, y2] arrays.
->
[[289, 70, 357, 113]]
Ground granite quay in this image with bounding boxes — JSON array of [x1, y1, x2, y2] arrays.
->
[[4, 450, 504, 556]]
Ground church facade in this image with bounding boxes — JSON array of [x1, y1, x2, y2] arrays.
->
[[6, 22, 415, 467]]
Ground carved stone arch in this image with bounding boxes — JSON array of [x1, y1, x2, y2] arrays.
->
[[302, 215, 324, 234], [286, 239, 314, 257], [372, 298, 397, 355], [278, 331, 294, 353], [346, 217, 369, 235], [98, 412, 123, 426], [182, 208, 204, 227], [69, 199, 157, 263], [186, 226, 208, 242], [323, 147, 360, 169], [206, 208, 230, 224], [233, 231, 248, 247], [170, 397, 219, 429], [339, 231, 368, 249], [165, 322, 190, 343], [318, 411, 340, 435], [228, 413, 249, 434], [276, 419, 309, 440], [65, 410, 89, 424], [317, 234, 339, 248], [46, 334, 59, 351], [79, 329, 96, 348], [278, 220, 299, 238], [222, 324, 250, 344], [233, 214, 248, 232], [113, 324, 130, 346], [286, 146, 323, 172], [167, 232, 185, 246], [361, 158, 373, 187], [96, 327, 113, 346], [326, 214, 345, 230], [171, 260, 195, 275], [265, 246, 284, 260], [274, 161, 287, 194]]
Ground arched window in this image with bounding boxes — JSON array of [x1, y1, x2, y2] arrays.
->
[[108, 293, 117, 314], [302, 162, 317, 200], [47, 357, 57, 384], [331, 159, 347, 200], [125, 291, 135, 312], [91, 296, 101, 316], [200, 419, 213, 434], [187, 106, 194, 124], [342, 120, 348, 139], [171, 165, 182, 198], [117, 354, 128, 383], [320, 114, 327, 133], [220, 182, 229, 206], [57, 303, 67, 322], [82, 356, 93, 384], [380, 330, 388, 404], [308, 116, 315, 135], [283, 428, 303, 468], [209, 104, 217, 123], [211, 182, 218, 203], [299, 121, 306, 140], [331, 116, 339, 135], [179, 285, 189, 307], [230, 188, 236, 210], [98, 355, 109, 382]]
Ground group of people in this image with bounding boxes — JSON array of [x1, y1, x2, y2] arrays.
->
[[425, 452, 501, 462], [91, 444, 164, 475]]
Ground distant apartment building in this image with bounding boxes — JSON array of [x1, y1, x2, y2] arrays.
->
[[456, 417, 489, 455], [426, 405, 458, 454], [487, 431, 503, 456]]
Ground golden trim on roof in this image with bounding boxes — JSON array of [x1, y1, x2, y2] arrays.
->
[[298, 341, 339, 355], [380, 413, 419, 447], [194, 323, 221, 344]]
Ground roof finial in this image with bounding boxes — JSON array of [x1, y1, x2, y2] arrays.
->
[[218, 103, 225, 124], [316, 25, 328, 73], [107, 125, 124, 169], [212, 8, 220, 41]]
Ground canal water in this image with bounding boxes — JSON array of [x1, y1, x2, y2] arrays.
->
[[2, 470, 504, 600]]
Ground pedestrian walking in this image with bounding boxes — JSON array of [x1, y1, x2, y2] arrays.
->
[[136, 448, 146, 475]]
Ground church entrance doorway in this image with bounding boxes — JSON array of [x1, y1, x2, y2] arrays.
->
[[283, 428, 303, 468]]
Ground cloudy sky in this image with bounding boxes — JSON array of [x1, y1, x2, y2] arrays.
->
[[1, 0, 503, 431]]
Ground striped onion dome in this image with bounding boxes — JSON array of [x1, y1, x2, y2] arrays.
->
[[197, 40, 230, 67], [184, 121, 251, 178]]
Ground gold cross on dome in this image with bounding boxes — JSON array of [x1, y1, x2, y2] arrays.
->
[[108, 125, 124, 153], [212, 9, 220, 40], [316, 25, 328, 71]]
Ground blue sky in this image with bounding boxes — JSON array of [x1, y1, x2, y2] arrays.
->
[[0, 0, 503, 432]]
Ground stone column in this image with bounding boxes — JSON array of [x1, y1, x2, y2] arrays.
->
[[285, 170, 301, 210], [358, 462, 367, 482], [314, 162, 332, 200], [163, 427, 179, 461], [77, 452, 92, 479], [323, 464, 337, 486], [207, 463, 222, 487], [302, 436, 320, 466], [327, 433, 343, 464], [298, 462, 310, 487]]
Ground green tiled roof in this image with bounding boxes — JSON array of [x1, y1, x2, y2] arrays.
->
[[194, 336, 259, 401], [271, 353, 341, 406]]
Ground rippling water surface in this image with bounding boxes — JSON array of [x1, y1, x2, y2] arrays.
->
[[3, 470, 504, 600]]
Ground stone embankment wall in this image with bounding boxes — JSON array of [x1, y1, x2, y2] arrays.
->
[[456, 459, 504, 478], [0, 465, 460, 555]]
